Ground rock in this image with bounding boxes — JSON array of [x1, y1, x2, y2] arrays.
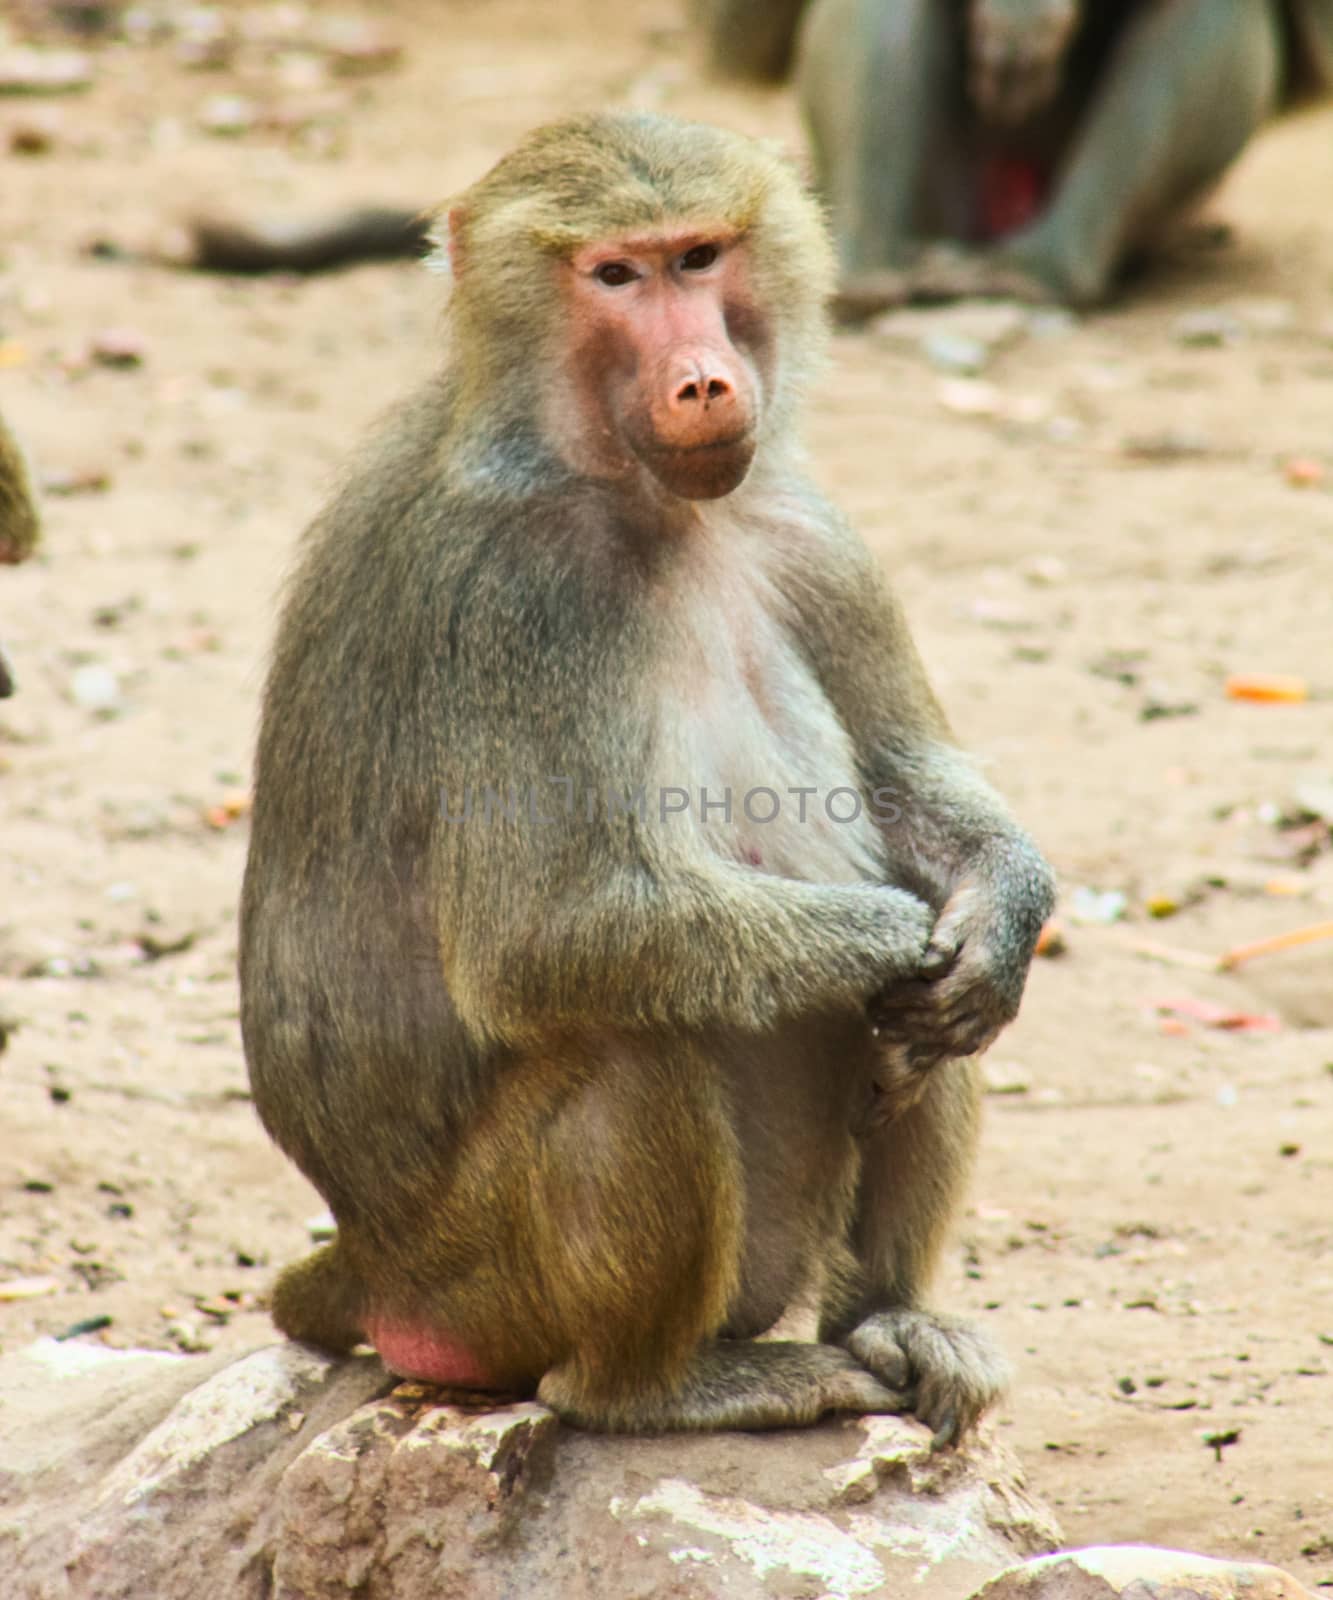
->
[[1224, 297, 1297, 336], [924, 332, 991, 376], [0, 48, 94, 95], [1172, 309, 1245, 348], [69, 662, 122, 714], [8, 109, 63, 153], [1026, 308, 1078, 340], [974, 1545, 1316, 1598], [197, 93, 256, 135], [1068, 886, 1127, 926], [89, 328, 147, 369], [874, 303, 1027, 376], [983, 1059, 1031, 1096], [2, 1339, 1061, 1600], [874, 301, 1028, 352], [1120, 427, 1217, 462], [306, 1208, 337, 1241]]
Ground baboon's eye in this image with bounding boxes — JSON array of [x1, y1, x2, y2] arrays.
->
[[680, 244, 719, 272], [594, 261, 638, 287]]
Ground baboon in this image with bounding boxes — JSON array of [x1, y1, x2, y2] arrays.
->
[[703, 0, 1333, 309], [0, 414, 41, 697], [240, 111, 1055, 1439], [695, 0, 809, 80]]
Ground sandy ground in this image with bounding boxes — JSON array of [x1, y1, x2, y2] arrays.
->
[[1, 0, 1331, 1585]]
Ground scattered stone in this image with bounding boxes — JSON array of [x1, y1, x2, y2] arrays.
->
[[1069, 887, 1127, 926], [314, 16, 403, 74], [0, 48, 95, 96], [41, 463, 113, 495], [975, 1545, 1316, 1598], [1018, 554, 1067, 587], [7, 108, 63, 153], [1172, 309, 1245, 348], [1121, 427, 1217, 462], [876, 301, 1027, 351], [938, 377, 1006, 416], [136, 928, 197, 961], [2, 1339, 1062, 1600], [174, 8, 235, 71], [197, 93, 256, 136], [936, 377, 1049, 425], [875, 302, 1027, 376], [965, 595, 1034, 630], [983, 1060, 1031, 1096], [1226, 297, 1297, 336], [90, 328, 147, 368], [925, 332, 991, 376], [164, 1315, 214, 1354], [306, 1210, 336, 1242], [69, 663, 122, 715], [1026, 308, 1078, 340], [0, 1274, 61, 1302]]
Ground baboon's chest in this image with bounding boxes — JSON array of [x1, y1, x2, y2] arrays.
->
[[655, 584, 885, 885]]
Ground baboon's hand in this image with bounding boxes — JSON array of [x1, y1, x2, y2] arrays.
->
[[967, 0, 1080, 125], [867, 870, 1046, 1079], [853, 887, 938, 991], [845, 1308, 1008, 1448]]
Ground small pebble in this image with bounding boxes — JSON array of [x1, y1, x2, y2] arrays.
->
[[90, 329, 147, 369], [197, 94, 255, 135], [1121, 428, 1216, 462], [69, 663, 122, 714], [1018, 554, 1068, 587], [1172, 308, 1244, 348], [165, 1317, 214, 1353], [0, 1274, 61, 1301], [0, 48, 94, 95], [8, 109, 62, 153], [924, 332, 990, 376], [1069, 886, 1127, 926], [315, 18, 403, 75], [1227, 296, 1296, 335], [983, 1060, 1031, 1096]]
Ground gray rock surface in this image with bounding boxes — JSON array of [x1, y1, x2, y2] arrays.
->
[[1, 1337, 1061, 1600]]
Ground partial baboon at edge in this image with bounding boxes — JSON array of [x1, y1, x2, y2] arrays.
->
[[240, 111, 1055, 1439], [707, 0, 1333, 309], [0, 413, 41, 697]]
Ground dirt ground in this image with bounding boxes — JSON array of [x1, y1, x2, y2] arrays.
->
[[2, 0, 1331, 1586]]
